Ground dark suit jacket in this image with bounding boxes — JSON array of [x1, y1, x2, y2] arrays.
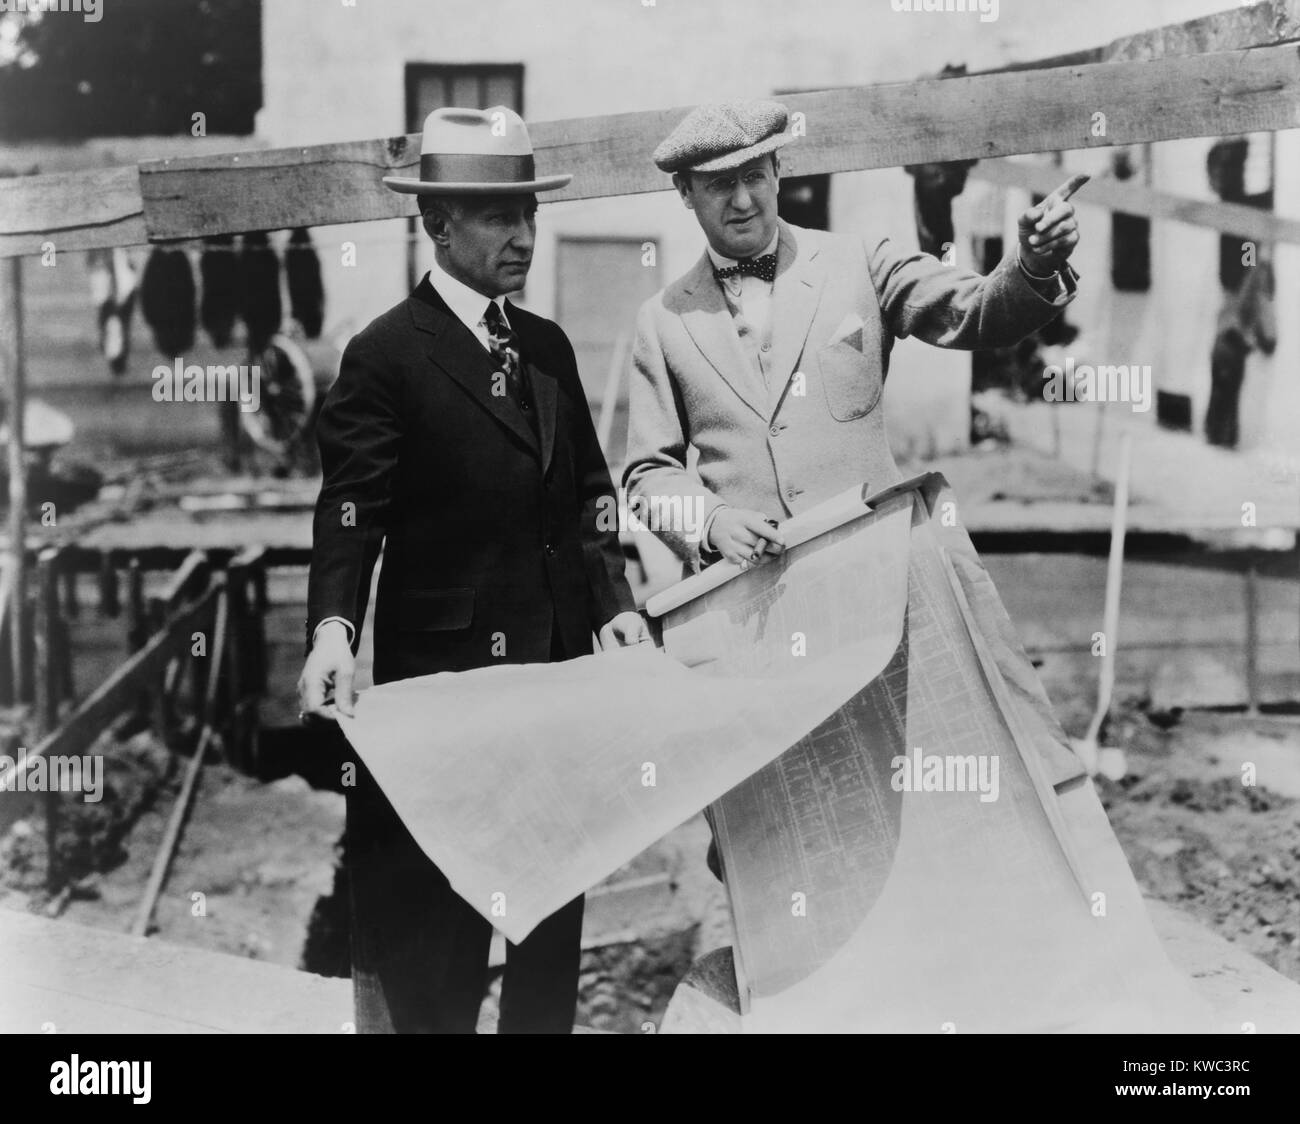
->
[[306, 276, 635, 685]]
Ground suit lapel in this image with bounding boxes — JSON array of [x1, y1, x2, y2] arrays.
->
[[409, 279, 541, 460], [508, 300, 558, 476], [679, 255, 768, 420], [767, 221, 826, 417]]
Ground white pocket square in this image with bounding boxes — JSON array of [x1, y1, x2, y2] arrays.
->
[[829, 313, 865, 346]]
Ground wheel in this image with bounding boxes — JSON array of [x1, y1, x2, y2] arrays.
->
[[240, 333, 317, 475]]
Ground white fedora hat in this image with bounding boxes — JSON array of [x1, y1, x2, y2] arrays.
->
[[382, 106, 571, 195]]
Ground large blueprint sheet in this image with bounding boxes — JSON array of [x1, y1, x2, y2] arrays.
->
[[337, 499, 912, 944], [657, 475, 1211, 1032]]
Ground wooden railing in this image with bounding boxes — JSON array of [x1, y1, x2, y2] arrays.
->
[[6, 548, 269, 892]]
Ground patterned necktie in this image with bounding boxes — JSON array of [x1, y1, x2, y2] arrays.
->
[[483, 300, 537, 433], [713, 252, 778, 284]]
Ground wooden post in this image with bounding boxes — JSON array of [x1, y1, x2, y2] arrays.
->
[[0, 556, 11, 705], [250, 555, 268, 695], [125, 556, 145, 652], [1244, 558, 1260, 716], [33, 548, 60, 734], [125, 555, 151, 731], [248, 553, 268, 772], [98, 550, 120, 618], [60, 563, 78, 621], [221, 399, 241, 474], [1, 256, 27, 702], [34, 547, 60, 890], [226, 547, 267, 772], [224, 558, 247, 770]]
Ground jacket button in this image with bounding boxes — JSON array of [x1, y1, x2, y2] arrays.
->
[[786, 487, 797, 500], [761, 342, 772, 352], [769, 423, 780, 437]]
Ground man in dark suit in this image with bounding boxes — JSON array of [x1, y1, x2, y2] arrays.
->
[[298, 106, 648, 1034]]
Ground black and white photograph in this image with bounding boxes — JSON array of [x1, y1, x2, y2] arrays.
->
[[0, 0, 1297, 1085]]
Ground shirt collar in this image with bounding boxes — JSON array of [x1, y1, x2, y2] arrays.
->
[[426, 255, 507, 338], [706, 228, 780, 271]]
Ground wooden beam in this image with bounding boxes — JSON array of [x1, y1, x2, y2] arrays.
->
[[1, 43, 1297, 258], [970, 159, 1300, 245], [1102, 0, 1300, 63], [0, 165, 145, 258], [979, 0, 1300, 72], [1, 257, 27, 697], [149, 549, 210, 619], [144, 45, 1300, 241]]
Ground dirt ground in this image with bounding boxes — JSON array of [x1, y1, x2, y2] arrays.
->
[[1096, 708, 1300, 983]]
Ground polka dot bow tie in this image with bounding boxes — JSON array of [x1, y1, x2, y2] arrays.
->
[[713, 252, 777, 284]]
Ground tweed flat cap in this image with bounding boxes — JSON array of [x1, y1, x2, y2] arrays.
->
[[653, 100, 791, 175]]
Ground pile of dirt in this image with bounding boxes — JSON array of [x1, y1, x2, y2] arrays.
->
[[0, 725, 344, 968], [0, 727, 174, 901], [1099, 761, 1300, 982], [576, 930, 699, 1033]]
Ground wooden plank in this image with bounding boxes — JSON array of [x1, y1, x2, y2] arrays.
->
[[981, 0, 1300, 72], [0, 42, 1277, 257], [33, 549, 61, 736], [662, 900, 1300, 1033], [0, 165, 145, 259], [1146, 899, 1300, 1034], [970, 158, 1300, 245], [0, 910, 350, 1034], [34, 548, 61, 889], [0, 14, 1294, 259], [0, 6, 1289, 259], [1, 258, 27, 696], [149, 549, 210, 617], [227, 546, 268, 768], [1102, 0, 1300, 62], [131, 584, 228, 938]]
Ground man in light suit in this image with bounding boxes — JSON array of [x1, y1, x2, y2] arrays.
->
[[624, 100, 1085, 880], [298, 106, 647, 1033], [625, 100, 1084, 573]]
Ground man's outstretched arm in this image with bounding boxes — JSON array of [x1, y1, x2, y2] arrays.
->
[[869, 173, 1087, 350]]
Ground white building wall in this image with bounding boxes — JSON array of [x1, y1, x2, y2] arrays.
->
[[259, 0, 1288, 455]]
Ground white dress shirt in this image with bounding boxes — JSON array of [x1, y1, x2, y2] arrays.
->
[[699, 230, 780, 558], [311, 261, 512, 649], [706, 229, 780, 345], [426, 255, 513, 350]]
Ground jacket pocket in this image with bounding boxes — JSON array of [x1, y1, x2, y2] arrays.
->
[[396, 588, 475, 632], [818, 340, 883, 422]]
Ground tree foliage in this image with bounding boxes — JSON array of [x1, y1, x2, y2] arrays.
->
[[0, 0, 261, 141]]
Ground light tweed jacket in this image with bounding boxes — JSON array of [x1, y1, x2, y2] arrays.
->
[[624, 219, 1075, 569]]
